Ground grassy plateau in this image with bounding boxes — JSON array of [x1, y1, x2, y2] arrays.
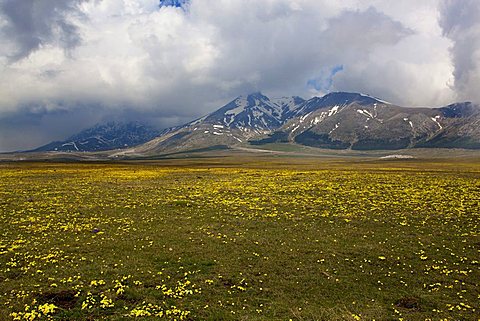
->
[[0, 157, 479, 320]]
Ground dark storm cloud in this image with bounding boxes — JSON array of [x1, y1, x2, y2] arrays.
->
[[0, 0, 85, 60]]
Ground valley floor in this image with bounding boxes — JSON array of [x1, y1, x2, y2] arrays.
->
[[0, 158, 479, 320]]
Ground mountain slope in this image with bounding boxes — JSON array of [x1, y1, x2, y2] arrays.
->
[[415, 103, 480, 149], [126, 93, 305, 154], [252, 93, 480, 150], [33, 122, 161, 152]]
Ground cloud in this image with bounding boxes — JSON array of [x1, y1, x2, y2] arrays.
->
[[0, 0, 469, 151], [439, 0, 480, 103], [0, 0, 85, 61]]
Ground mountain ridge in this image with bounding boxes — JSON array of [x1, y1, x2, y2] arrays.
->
[[32, 121, 161, 152], [136, 91, 479, 153], [33, 92, 480, 154]]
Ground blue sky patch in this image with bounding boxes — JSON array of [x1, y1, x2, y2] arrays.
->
[[307, 65, 344, 92], [159, 0, 189, 9]]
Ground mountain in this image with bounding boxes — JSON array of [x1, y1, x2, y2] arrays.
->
[[33, 121, 161, 152], [124, 92, 480, 155], [126, 93, 305, 154], [31, 92, 480, 155], [202, 92, 305, 131], [257, 93, 480, 150], [416, 103, 480, 149]]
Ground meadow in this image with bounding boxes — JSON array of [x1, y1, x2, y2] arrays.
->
[[0, 158, 479, 320]]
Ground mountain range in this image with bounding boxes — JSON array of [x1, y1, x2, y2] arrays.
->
[[33, 92, 480, 155]]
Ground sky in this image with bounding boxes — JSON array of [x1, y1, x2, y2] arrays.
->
[[0, 0, 479, 152]]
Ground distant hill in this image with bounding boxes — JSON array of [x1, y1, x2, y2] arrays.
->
[[33, 121, 161, 152]]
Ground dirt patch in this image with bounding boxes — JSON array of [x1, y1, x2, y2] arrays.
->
[[37, 290, 78, 310], [395, 296, 420, 310]]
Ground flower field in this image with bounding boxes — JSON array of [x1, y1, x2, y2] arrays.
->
[[0, 160, 479, 320]]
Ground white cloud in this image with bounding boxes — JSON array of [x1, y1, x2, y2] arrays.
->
[[439, 0, 480, 103], [0, 0, 473, 151]]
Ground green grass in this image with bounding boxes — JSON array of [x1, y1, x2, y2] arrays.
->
[[0, 159, 479, 320]]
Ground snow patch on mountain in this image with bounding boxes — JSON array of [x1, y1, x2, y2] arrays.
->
[[227, 98, 248, 116], [328, 106, 339, 116], [359, 93, 392, 105], [431, 116, 443, 129]]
